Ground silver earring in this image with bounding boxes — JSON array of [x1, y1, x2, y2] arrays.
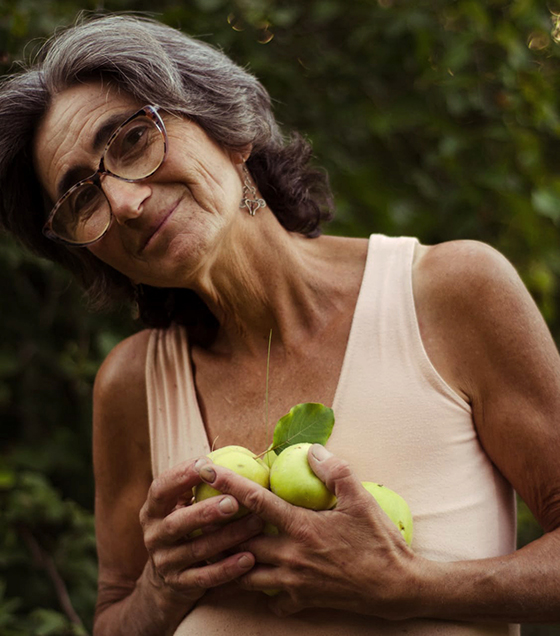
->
[[239, 165, 266, 216]]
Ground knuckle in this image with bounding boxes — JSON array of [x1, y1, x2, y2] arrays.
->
[[163, 571, 183, 592], [283, 516, 311, 542], [142, 520, 163, 552], [244, 487, 266, 513], [188, 537, 206, 563], [139, 502, 151, 528], [322, 458, 354, 492], [200, 498, 220, 521], [193, 498, 222, 527], [239, 576, 263, 593], [161, 512, 181, 539], [143, 530, 157, 552], [149, 477, 167, 504], [329, 457, 353, 481], [150, 551, 170, 579], [192, 567, 213, 589], [282, 551, 300, 570]]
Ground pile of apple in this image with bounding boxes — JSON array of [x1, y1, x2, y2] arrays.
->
[[194, 403, 413, 546]]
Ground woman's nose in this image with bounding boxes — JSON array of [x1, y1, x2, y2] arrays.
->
[[101, 176, 151, 224]]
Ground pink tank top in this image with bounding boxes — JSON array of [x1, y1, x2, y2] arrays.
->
[[146, 234, 519, 635]]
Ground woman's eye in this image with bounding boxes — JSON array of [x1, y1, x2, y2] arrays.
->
[[121, 126, 146, 153], [71, 186, 100, 218], [113, 123, 151, 161]]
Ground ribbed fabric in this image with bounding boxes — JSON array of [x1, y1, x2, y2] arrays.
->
[[147, 322, 210, 475], [146, 234, 519, 635]]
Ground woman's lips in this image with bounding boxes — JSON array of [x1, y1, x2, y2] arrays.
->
[[140, 196, 182, 252]]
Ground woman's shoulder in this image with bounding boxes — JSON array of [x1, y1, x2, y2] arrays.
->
[[93, 329, 154, 489], [412, 239, 549, 398], [94, 328, 153, 408], [412, 238, 536, 338], [412, 238, 520, 301]]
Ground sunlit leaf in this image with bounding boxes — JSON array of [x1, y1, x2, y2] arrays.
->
[[273, 403, 335, 454]]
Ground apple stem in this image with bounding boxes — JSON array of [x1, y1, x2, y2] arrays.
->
[[255, 442, 282, 459]]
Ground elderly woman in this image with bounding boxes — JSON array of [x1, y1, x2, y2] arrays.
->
[[1, 14, 560, 636]]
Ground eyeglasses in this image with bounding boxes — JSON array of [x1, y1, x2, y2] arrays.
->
[[42, 105, 168, 247]]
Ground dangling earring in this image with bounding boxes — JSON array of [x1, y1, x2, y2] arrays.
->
[[239, 164, 266, 216]]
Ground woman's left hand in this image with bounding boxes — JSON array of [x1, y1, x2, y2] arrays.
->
[[195, 444, 425, 619]]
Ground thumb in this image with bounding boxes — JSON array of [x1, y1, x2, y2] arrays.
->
[[307, 444, 367, 509]]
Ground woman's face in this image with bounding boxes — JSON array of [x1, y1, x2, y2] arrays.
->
[[33, 81, 249, 287]]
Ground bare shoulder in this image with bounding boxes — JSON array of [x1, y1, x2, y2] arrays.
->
[[414, 238, 560, 397], [93, 327, 153, 485], [94, 327, 152, 403], [411, 239, 546, 340], [412, 239, 522, 299]]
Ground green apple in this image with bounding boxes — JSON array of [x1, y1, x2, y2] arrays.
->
[[207, 445, 254, 460], [261, 444, 278, 469], [361, 481, 413, 546], [269, 443, 336, 510], [194, 445, 270, 519]]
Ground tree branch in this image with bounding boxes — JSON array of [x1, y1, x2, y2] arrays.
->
[[19, 525, 89, 633]]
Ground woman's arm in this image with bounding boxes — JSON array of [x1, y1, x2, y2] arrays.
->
[[92, 329, 188, 635], [92, 330, 262, 636], [407, 239, 560, 620]]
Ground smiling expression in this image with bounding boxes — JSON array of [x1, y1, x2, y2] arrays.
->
[[33, 81, 249, 287]]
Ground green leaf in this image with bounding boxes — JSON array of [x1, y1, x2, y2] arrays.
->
[[272, 403, 335, 454]]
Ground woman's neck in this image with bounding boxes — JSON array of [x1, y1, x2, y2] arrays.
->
[[186, 219, 367, 356]]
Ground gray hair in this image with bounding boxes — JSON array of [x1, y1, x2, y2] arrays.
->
[[41, 14, 282, 152], [0, 14, 333, 333]]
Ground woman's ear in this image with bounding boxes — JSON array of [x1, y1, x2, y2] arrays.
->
[[230, 143, 252, 165]]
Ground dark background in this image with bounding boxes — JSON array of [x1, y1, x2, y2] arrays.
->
[[1, 0, 560, 633]]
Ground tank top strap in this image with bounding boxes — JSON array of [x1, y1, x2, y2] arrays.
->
[[334, 233, 468, 413], [146, 323, 210, 477]]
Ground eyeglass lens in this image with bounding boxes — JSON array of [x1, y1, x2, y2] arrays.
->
[[51, 113, 166, 245]]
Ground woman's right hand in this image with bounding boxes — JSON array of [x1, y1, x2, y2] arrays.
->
[[139, 457, 264, 606]]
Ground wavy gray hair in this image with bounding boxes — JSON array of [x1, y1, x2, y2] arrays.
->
[[0, 14, 333, 335]]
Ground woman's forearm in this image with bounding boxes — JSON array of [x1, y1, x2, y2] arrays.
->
[[93, 563, 194, 636], [414, 528, 560, 623]]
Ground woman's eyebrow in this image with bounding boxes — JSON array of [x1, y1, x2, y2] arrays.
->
[[57, 165, 92, 198], [55, 109, 137, 197], [91, 109, 136, 152]]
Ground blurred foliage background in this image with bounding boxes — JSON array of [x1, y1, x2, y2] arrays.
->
[[1, 0, 560, 633]]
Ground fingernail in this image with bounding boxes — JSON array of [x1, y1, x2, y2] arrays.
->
[[311, 444, 332, 461], [238, 554, 253, 569], [219, 496, 235, 514], [200, 465, 216, 483], [194, 457, 210, 472]]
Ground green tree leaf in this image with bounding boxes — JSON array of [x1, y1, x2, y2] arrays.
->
[[272, 403, 335, 454]]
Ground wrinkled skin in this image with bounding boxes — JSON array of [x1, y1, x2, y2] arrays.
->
[[195, 444, 423, 619], [138, 457, 265, 605]]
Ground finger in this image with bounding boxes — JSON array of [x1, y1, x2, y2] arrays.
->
[[238, 562, 284, 593], [239, 566, 303, 616], [174, 552, 256, 591], [156, 495, 241, 544], [141, 457, 211, 521], [154, 514, 265, 574], [230, 532, 288, 565], [197, 463, 298, 531], [306, 445, 368, 510]]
